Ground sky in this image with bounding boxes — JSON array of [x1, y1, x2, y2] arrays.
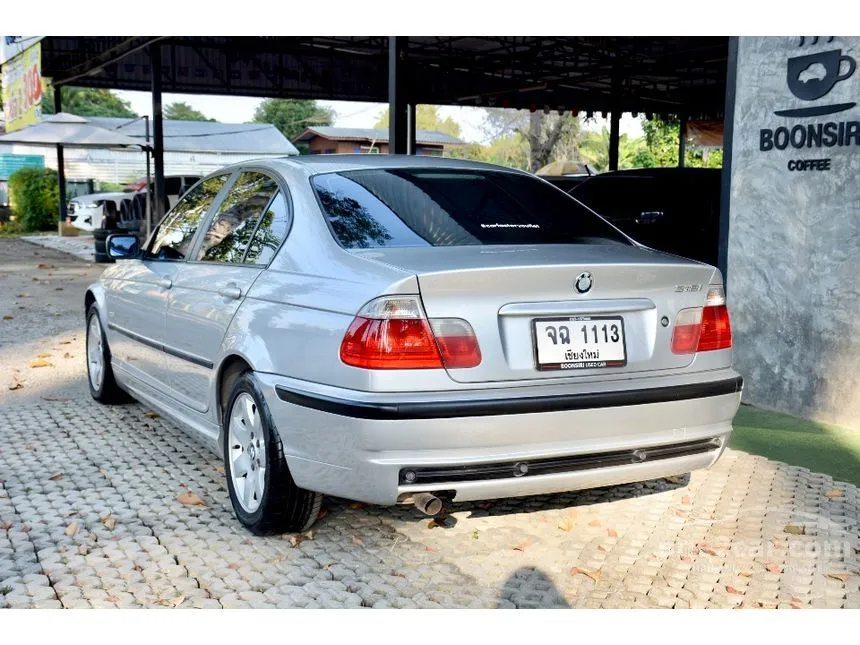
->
[[113, 90, 645, 143]]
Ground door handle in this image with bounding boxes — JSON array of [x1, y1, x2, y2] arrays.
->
[[218, 286, 242, 300], [158, 278, 173, 289]]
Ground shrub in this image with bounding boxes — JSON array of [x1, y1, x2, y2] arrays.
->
[[8, 167, 60, 231]]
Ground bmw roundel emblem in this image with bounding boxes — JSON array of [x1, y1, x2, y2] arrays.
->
[[574, 271, 593, 294]]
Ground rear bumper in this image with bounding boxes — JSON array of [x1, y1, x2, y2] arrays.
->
[[258, 370, 742, 505]]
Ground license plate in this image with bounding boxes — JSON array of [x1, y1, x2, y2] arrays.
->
[[533, 316, 627, 370]]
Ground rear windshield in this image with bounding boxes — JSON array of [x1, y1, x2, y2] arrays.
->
[[311, 169, 630, 249]]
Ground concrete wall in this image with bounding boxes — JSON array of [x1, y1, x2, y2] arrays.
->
[[728, 36, 860, 428]]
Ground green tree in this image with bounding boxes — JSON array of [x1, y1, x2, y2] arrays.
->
[[481, 108, 580, 172], [579, 128, 646, 172], [164, 101, 213, 121], [636, 116, 724, 169], [8, 167, 59, 231], [41, 84, 137, 118], [374, 104, 462, 139], [252, 99, 334, 149]]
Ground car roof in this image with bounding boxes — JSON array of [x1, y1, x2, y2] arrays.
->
[[217, 154, 533, 178]]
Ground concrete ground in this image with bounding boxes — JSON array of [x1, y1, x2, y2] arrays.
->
[[1, 237, 858, 609]]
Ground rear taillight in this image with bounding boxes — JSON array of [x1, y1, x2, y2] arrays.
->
[[671, 286, 732, 354], [340, 296, 482, 370]]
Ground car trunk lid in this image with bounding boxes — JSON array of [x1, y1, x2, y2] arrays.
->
[[351, 244, 719, 383]]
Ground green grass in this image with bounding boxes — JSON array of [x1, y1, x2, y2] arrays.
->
[[730, 405, 860, 487]]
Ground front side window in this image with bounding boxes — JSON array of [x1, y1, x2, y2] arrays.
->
[[196, 172, 279, 264], [147, 175, 228, 260], [312, 169, 630, 249]]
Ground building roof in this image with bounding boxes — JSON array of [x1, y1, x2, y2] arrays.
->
[[85, 117, 299, 155], [293, 126, 463, 146]]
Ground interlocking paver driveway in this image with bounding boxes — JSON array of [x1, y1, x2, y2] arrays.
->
[[1, 238, 858, 608]]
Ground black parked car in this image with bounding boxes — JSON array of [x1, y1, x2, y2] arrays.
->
[[567, 168, 722, 266]]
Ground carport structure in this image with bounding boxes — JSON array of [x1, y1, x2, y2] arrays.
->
[[35, 36, 736, 273]]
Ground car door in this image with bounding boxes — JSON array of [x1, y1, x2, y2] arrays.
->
[[164, 170, 289, 412], [103, 174, 229, 391]]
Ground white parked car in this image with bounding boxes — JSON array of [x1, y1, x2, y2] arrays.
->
[[69, 175, 201, 232]]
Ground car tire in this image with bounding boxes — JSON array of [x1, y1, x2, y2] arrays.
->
[[223, 371, 322, 535], [85, 304, 128, 404]]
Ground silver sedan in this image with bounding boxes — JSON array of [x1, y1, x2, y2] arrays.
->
[[84, 155, 742, 534]]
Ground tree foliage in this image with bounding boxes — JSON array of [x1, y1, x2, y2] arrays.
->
[[580, 127, 646, 172], [41, 84, 137, 118], [164, 101, 213, 122], [8, 167, 59, 231], [634, 117, 723, 169], [252, 99, 334, 146], [479, 108, 581, 172], [374, 105, 462, 138]]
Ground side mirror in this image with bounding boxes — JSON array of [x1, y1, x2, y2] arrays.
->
[[106, 234, 141, 259]]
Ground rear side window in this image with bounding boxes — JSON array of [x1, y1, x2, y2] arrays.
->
[[244, 191, 289, 265], [196, 172, 279, 264], [311, 169, 629, 248], [148, 174, 228, 260]]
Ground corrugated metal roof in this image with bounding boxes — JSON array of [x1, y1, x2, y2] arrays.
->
[[294, 127, 463, 146], [86, 117, 299, 155]]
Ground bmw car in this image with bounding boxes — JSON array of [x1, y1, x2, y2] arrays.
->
[[84, 155, 742, 534]]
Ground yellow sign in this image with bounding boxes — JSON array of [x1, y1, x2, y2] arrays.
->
[[2, 42, 43, 132]]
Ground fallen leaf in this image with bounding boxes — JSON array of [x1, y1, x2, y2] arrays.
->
[[41, 396, 72, 402], [765, 563, 782, 574], [665, 475, 685, 484], [425, 545, 437, 552], [790, 598, 803, 609], [588, 519, 601, 527], [826, 572, 850, 583], [471, 530, 480, 540], [55, 287, 64, 291], [1, 520, 12, 530], [16, 293, 30, 298], [512, 540, 530, 551], [784, 525, 805, 536], [597, 544, 607, 552], [570, 567, 601, 583], [675, 510, 687, 517], [58, 340, 71, 345], [681, 495, 691, 505], [607, 528, 618, 538], [49, 472, 63, 481], [680, 554, 693, 562], [558, 516, 575, 532], [79, 545, 91, 556], [63, 352, 72, 359], [824, 488, 844, 499], [317, 508, 328, 521], [757, 601, 778, 609], [101, 515, 116, 530], [726, 585, 743, 595], [2, 315, 12, 321], [288, 533, 309, 548], [8, 381, 24, 391], [302, 530, 314, 541], [30, 359, 53, 368], [351, 535, 363, 546], [738, 570, 753, 578], [227, 563, 240, 570], [427, 518, 442, 529], [349, 502, 368, 510], [65, 521, 79, 537], [214, 465, 225, 475], [107, 595, 120, 603], [176, 491, 206, 507], [143, 411, 160, 419], [699, 544, 719, 556], [169, 595, 185, 608]]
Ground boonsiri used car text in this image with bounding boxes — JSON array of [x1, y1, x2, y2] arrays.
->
[[84, 155, 742, 534]]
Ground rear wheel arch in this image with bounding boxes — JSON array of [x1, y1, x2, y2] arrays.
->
[[217, 355, 253, 421]]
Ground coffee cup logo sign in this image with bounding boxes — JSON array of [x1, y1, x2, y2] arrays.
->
[[759, 37, 860, 170]]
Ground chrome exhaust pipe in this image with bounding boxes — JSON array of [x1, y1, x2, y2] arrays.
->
[[413, 492, 443, 516]]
